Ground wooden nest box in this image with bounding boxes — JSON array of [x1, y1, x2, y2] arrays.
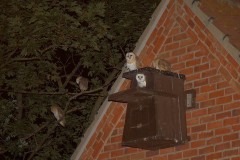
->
[[108, 67, 194, 150]]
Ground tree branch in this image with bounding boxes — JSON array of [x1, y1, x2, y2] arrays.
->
[[88, 61, 124, 122], [27, 124, 57, 160]]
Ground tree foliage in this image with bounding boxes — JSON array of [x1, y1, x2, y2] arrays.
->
[[0, 0, 159, 159]]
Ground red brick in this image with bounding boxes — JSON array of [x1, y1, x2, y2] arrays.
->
[[187, 44, 198, 52], [177, 17, 188, 32], [219, 66, 232, 81], [207, 136, 222, 145], [232, 139, 240, 147], [183, 149, 198, 157], [206, 152, 222, 160], [191, 124, 206, 133], [130, 152, 145, 160], [190, 140, 205, 148], [116, 156, 130, 160], [200, 114, 215, 123], [216, 81, 228, 89], [173, 33, 188, 41], [194, 78, 209, 87], [216, 95, 232, 105], [194, 16, 206, 30], [188, 19, 195, 28], [191, 155, 205, 160], [104, 144, 121, 152], [175, 143, 190, 151], [226, 64, 238, 79], [186, 59, 201, 67], [232, 124, 240, 131], [168, 27, 180, 37], [209, 75, 224, 84], [172, 62, 185, 70], [200, 99, 215, 108], [124, 147, 138, 154], [223, 149, 239, 157], [164, 42, 180, 51], [202, 69, 217, 78], [111, 135, 122, 143], [187, 118, 199, 126], [194, 63, 209, 72], [147, 28, 158, 45], [209, 90, 224, 99], [230, 79, 240, 94], [153, 155, 167, 160], [226, 54, 239, 69], [98, 152, 110, 160], [199, 146, 214, 154], [215, 128, 231, 135], [180, 38, 194, 47], [223, 117, 240, 126], [215, 142, 231, 151], [198, 131, 214, 139], [187, 73, 201, 82], [172, 47, 187, 56], [102, 124, 113, 140], [207, 105, 223, 114], [233, 93, 240, 100], [192, 108, 207, 117], [224, 102, 240, 110], [186, 28, 198, 42], [216, 111, 231, 120], [223, 133, 239, 141], [168, 152, 182, 160], [92, 140, 104, 159], [153, 36, 166, 49], [196, 93, 208, 102], [200, 85, 215, 93], [146, 150, 160, 157], [180, 67, 194, 75], [207, 121, 223, 130], [232, 108, 240, 116], [160, 147, 174, 154], [165, 37, 172, 44]]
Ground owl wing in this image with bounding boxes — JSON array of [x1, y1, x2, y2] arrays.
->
[[80, 77, 88, 91], [51, 104, 65, 127]]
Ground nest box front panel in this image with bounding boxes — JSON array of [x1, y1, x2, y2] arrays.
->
[[122, 97, 156, 143]]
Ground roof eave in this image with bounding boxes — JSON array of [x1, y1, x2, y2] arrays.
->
[[70, 0, 171, 159]]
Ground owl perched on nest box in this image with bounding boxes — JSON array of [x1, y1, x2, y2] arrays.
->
[[51, 104, 66, 127], [126, 52, 141, 71], [136, 73, 146, 88], [152, 58, 171, 71], [76, 76, 89, 91]]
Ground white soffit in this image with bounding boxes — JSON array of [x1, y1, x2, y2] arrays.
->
[[70, 0, 171, 159]]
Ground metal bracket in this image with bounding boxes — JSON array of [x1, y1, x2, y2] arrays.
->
[[185, 89, 196, 109]]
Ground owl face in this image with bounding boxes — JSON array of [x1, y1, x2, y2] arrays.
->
[[136, 73, 146, 82], [136, 73, 146, 88], [76, 76, 88, 91], [126, 52, 136, 63], [76, 76, 82, 84]]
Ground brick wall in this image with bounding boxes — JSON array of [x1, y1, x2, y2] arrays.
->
[[79, 0, 240, 159]]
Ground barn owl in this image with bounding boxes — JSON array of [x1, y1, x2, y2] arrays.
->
[[76, 76, 88, 91], [51, 104, 66, 127], [136, 73, 146, 88], [152, 58, 171, 71], [126, 52, 141, 71]]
